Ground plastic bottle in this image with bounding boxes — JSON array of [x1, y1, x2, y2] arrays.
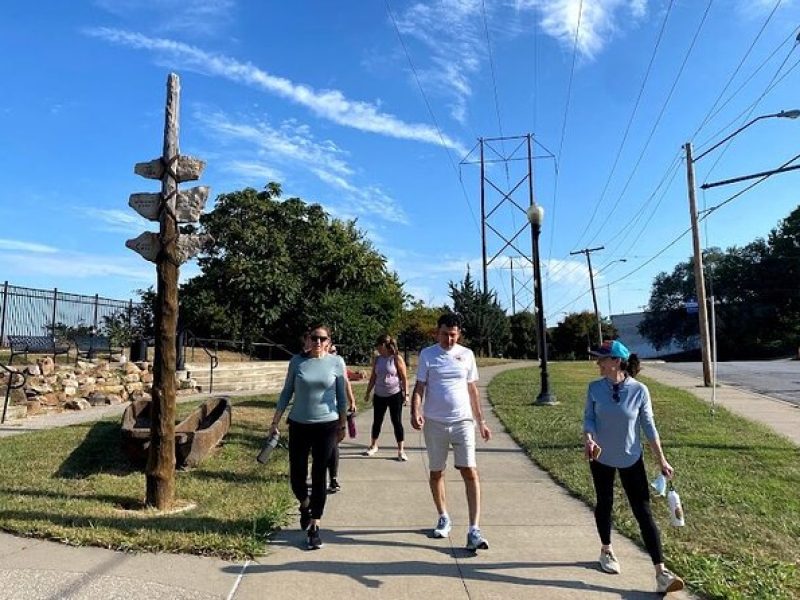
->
[[257, 431, 280, 464], [667, 487, 685, 526], [347, 410, 357, 438]]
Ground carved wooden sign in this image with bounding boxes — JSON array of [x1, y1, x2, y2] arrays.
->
[[126, 232, 213, 264], [129, 186, 210, 222], [126, 232, 160, 263], [134, 156, 206, 182]]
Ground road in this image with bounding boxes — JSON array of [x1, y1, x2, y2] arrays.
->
[[653, 359, 800, 407]]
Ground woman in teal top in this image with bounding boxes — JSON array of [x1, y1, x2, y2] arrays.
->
[[270, 324, 347, 550]]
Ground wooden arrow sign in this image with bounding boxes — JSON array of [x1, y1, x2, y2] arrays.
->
[[134, 156, 206, 182], [126, 232, 213, 264], [129, 186, 210, 222], [176, 233, 214, 263], [125, 232, 160, 263]]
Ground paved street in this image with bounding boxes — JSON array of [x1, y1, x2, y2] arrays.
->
[[653, 359, 800, 407]]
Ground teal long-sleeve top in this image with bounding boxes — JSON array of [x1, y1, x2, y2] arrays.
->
[[583, 376, 659, 468], [276, 353, 347, 424]]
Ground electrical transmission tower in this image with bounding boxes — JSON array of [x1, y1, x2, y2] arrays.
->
[[460, 134, 554, 314]]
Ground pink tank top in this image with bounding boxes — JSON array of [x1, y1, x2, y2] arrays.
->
[[374, 355, 401, 397]]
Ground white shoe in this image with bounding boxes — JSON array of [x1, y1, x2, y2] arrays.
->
[[656, 569, 684, 593], [599, 549, 621, 574], [363, 446, 378, 456], [398, 451, 408, 461], [432, 515, 451, 538]]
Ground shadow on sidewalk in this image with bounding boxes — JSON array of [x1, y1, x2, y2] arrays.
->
[[224, 551, 657, 598]]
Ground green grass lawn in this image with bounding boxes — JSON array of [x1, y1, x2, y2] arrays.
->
[[489, 362, 800, 600], [0, 395, 294, 559]]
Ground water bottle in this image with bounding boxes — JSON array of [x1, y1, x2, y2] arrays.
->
[[667, 487, 685, 526], [257, 431, 280, 464], [347, 410, 357, 438]]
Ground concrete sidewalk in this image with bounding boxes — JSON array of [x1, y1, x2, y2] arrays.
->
[[1, 362, 691, 599], [643, 364, 800, 446]]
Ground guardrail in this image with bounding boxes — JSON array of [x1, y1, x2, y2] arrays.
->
[[183, 330, 219, 394]]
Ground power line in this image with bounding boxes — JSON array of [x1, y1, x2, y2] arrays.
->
[[584, 0, 711, 248], [546, 0, 584, 264], [571, 0, 677, 250], [690, 0, 784, 141], [385, 0, 480, 232]]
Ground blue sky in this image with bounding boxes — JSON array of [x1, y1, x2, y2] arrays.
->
[[2, 0, 799, 324]]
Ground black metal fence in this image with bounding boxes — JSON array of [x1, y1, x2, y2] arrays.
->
[[0, 282, 139, 345]]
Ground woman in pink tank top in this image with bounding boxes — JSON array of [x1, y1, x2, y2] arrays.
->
[[362, 334, 409, 461]]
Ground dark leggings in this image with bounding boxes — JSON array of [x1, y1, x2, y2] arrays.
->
[[590, 456, 664, 565], [371, 392, 404, 442], [328, 445, 339, 480], [288, 419, 339, 519]]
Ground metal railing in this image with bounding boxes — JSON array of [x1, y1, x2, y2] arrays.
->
[[1, 364, 28, 424], [0, 281, 141, 345], [183, 330, 219, 394]]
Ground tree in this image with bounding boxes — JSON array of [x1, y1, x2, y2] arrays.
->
[[506, 311, 537, 359], [180, 183, 404, 363], [396, 300, 445, 355], [448, 269, 510, 357], [102, 288, 156, 346], [551, 311, 616, 360]]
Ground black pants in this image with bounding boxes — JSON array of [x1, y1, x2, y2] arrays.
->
[[328, 445, 339, 480], [288, 419, 338, 519], [371, 392, 404, 442], [589, 456, 664, 565]]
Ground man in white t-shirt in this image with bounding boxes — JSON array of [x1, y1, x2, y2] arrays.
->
[[410, 312, 492, 551]]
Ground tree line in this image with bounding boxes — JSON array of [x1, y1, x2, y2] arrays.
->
[[117, 182, 798, 363]]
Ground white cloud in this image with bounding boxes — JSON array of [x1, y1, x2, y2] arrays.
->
[[516, 0, 648, 59], [196, 109, 408, 224], [223, 160, 285, 185], [1, 251, 153, 281], [94, 0, 236, 37], [80, 208, 150, 234], [0, 239, 58, 253], [394, 1, 483, 123], [85, 28, 467, 154]]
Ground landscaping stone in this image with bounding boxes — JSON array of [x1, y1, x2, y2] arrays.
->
[[37, 357, 55, 376], [25, 399, 42, 415], [64, 398, 91, 411]]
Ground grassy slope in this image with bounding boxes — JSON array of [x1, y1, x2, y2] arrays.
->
[[488, 362, 800, 600]]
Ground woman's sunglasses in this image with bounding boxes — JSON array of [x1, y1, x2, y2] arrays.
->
[[612, 383, 621, 403], [309, 335, 329, 343]]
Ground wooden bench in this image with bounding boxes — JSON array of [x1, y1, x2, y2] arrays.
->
[[7, 335, 70, 364], [74, 335, 121, 363]]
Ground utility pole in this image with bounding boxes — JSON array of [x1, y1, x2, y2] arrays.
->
[[570, 246, 604, 346], [510, 256, 516, 314], [684, 142, 712, 387]]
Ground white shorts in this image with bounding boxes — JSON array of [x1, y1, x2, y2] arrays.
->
[[423, 418, 476, 471]]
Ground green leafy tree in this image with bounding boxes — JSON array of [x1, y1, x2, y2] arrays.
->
[[179, 183, 404, 363], [396, 300, 445, 354], [448, 269, 510, 357], [102, 288, 156, 346], [551, 311, 616, 360], [506, 311, 537, 359]]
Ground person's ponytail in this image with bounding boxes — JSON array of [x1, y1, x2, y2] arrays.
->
[[622, 353, 641, 377]]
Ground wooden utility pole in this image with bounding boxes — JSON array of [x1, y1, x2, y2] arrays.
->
[[570, 246, 605, 346], [684, 142, 712, 387], [127, 73, 211, 509]]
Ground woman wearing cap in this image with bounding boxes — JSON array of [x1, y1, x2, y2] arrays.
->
[[269, 324, 347, 550], [583, 339, 684, 594]]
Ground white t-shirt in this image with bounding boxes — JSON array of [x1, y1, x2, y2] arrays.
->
[[417, 343, 479, 423]]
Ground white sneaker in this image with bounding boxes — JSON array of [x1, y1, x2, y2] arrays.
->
[[432, 515, 451, 538], [656, 569, 684, 593], [599, 549, 621, 574], [397, 451, 408, 461], [363, 446, 378, 456]]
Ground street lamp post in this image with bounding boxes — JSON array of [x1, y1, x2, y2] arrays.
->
[[685, 108, 800, 387], [527, 203, 557, 406]]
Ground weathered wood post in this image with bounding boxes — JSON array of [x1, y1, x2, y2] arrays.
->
[[127, 73, 211, 509]]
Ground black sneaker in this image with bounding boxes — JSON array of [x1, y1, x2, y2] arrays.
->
[[299, 504, 312, 531], [327, 478, 341, 493], [307, 525, 323, 550]]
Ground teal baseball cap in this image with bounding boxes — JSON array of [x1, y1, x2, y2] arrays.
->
[[589, 339, 630, 360]]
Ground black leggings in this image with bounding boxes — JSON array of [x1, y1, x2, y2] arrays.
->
[[371, 392, 404, 442], [288, 419, 338, 519], [589, 456, 664, 565]]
